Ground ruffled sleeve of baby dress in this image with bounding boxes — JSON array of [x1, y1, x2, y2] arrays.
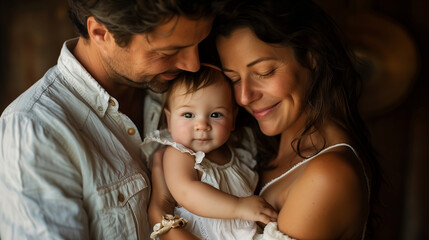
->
[[253, 222, 295, 240], [142, 129, 206, 170]]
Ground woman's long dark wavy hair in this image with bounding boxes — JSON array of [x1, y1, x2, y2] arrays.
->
[[213, 0, 382, 238]]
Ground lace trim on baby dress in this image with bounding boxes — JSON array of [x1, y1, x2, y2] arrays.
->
[[143, 129, 257, 172], [143, 129, 205, 165], [254, 222, 295, 240]]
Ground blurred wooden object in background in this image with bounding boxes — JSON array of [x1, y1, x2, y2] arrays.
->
[[0, 0, 76, 111]]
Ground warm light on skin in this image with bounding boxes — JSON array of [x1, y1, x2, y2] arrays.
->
[[216, 27, 312, 137], [165, 77, 237, 154]]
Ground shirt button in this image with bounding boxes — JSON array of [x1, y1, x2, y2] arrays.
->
[[118, 192, 125, 202], [108, 99, 116, 106], [127, 128, 136, 135], [97, 106, 103, 111]]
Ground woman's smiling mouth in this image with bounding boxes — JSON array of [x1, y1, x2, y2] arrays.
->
[[251, 102, 280, 119]]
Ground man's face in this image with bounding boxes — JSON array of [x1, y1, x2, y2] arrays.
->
[[102, 16, 213, 93]]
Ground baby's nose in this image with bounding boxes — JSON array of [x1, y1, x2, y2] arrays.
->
[[195, 120, 212, 131]]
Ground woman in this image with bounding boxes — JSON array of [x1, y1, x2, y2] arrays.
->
[[149, 0, 380, 239]]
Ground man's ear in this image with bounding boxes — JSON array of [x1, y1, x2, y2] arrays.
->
[[164, 108, 172, 131], [86, 16, 113, 48]]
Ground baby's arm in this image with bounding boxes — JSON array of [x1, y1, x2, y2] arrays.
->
[[163, 146, 277, 224], [149, 148, 200, 240]]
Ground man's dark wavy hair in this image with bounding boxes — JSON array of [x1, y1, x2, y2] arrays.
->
[[68, 0, 228, 47]]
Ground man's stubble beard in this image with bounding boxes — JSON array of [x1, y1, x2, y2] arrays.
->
[[120, 74, 171, 93], [105, 56, 172, 93]]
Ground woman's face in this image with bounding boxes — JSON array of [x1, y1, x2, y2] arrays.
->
[[216, 27, 312, 136]]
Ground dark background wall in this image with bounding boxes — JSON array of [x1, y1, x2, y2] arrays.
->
[[1, 0, 428, 239]]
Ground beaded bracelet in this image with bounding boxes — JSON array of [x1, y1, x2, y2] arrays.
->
[[150, 214, 188, 239]]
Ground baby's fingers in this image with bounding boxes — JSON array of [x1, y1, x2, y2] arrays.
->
[[261, 206, 278, 222], [256, 213, 273, 225], [255, 203, 278, 224]]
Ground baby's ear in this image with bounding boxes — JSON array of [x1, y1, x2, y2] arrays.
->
[[164, 109, 171, 131]]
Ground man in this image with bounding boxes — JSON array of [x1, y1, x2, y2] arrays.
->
[[0, 1, 226, 239]]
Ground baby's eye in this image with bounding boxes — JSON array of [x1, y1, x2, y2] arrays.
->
[[183, 113, 194, 118], [210, 112, 223, 118]]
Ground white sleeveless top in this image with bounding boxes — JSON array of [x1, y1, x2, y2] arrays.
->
[[255, 143, 370, 240], [143, 129, 260, 240]]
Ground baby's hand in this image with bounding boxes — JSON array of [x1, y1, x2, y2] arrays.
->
[[235, 196, 278, 224]]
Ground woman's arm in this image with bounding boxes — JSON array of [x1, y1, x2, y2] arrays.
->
[[149, 148, 200, 240], [163, 146, 277, 224], [276, 152, 366, 239]]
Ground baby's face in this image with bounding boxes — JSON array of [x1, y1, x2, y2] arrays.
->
[[165, 78, 236, 153]]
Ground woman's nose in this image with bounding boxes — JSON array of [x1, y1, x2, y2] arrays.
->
[[235, 77, 261, 106], [194, 119, 211, 131]]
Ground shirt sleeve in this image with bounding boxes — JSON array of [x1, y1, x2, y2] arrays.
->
[[0, 113, 89, 239]]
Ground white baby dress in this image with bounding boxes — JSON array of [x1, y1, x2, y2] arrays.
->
[[143, 129, 260, 240]]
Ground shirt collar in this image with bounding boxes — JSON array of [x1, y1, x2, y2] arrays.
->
[[57, 38, 111, 118]]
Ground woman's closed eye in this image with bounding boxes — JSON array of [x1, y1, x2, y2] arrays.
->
[[256, 69, 276, 79]]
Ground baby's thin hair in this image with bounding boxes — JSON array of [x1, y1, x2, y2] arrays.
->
[[164, 65, 227, 110]]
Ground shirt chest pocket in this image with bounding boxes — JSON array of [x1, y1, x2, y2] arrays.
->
[[97, 173, 150, 240]]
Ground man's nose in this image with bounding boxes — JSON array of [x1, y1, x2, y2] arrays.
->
[[175, 46, 200, 72]]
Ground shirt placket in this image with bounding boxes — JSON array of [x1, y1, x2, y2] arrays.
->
[[107, 97, 143, 143]]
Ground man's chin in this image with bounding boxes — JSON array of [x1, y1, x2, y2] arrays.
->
[[147, 84, 169, 93], [122, 75, 172, 93], [146, 78, 171, 93]]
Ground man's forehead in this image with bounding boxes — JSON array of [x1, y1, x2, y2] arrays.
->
[[146, 15, 214, 49]]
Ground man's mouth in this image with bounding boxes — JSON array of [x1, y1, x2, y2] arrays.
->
[[159, 70, 182, 80], [160, 73, 179, 80]]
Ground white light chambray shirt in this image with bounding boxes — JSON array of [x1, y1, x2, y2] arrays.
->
[[0, 38, 164, 240]]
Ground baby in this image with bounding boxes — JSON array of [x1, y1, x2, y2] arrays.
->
[[144, 64, 277, 239]]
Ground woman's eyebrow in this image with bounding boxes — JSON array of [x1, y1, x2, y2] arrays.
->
[[246, 57, 276, 67], [222, 57, 276, 72]]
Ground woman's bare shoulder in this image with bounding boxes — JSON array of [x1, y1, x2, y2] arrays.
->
[[303, 147, 363, 188], [276, 148, 366, 239]]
